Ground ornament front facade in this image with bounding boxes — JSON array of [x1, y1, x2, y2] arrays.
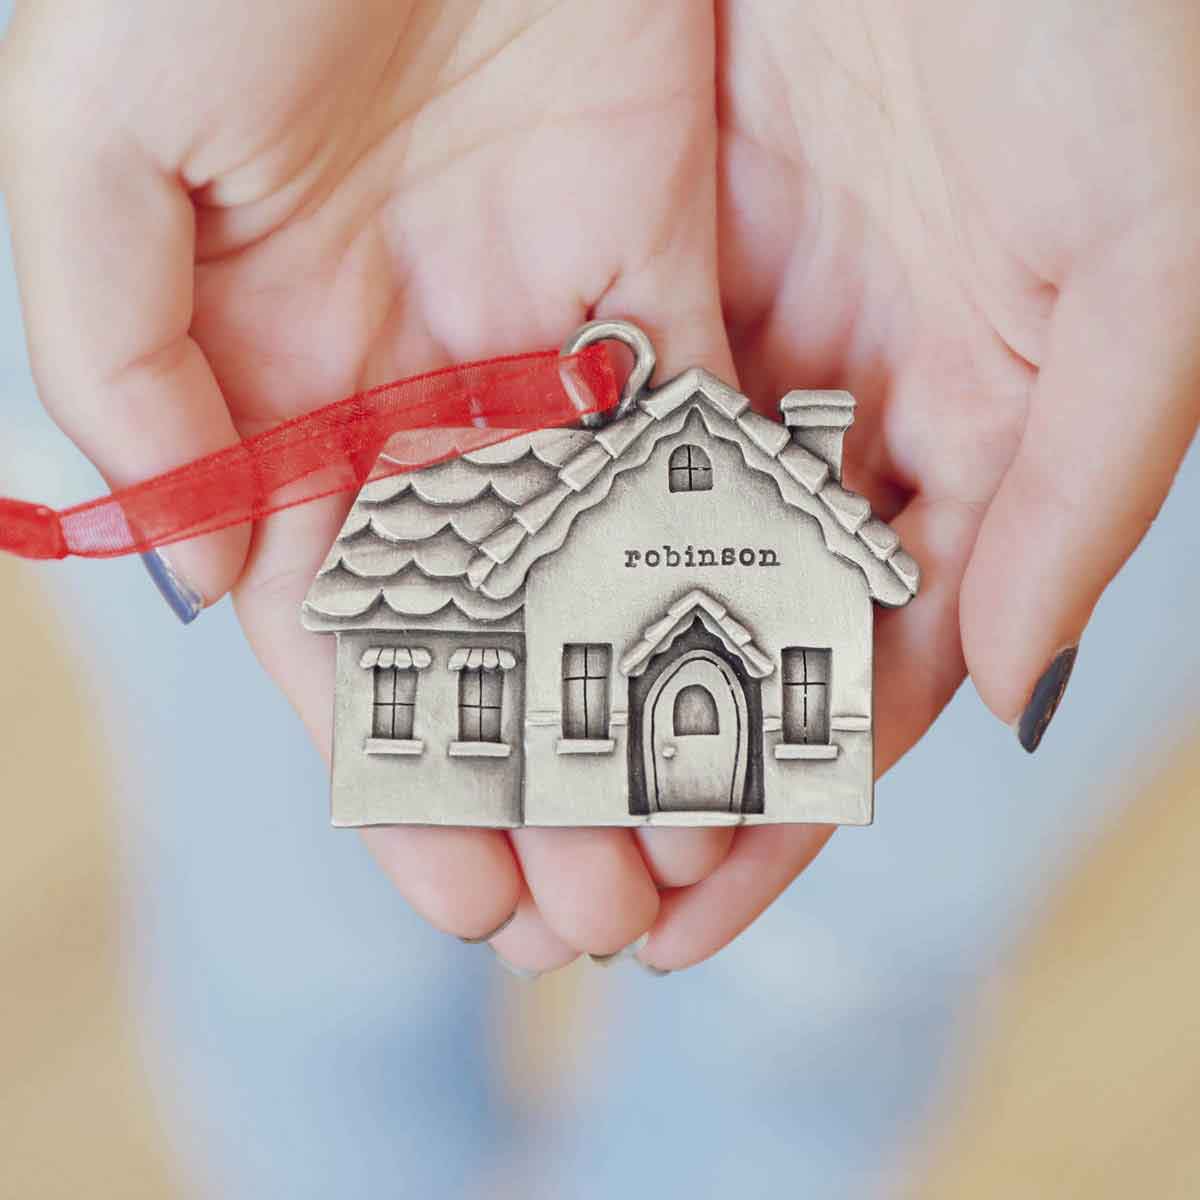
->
[[303, 359, 918, 829]]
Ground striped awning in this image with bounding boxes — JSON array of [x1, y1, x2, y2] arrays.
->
[[360, 646, 433, 670], [447, 647, 518, 671]]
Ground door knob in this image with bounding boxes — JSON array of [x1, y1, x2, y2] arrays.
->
[[662, 744, 677, 759]]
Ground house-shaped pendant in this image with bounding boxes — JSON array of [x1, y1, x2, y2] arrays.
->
[[302, 321, 919, 828]]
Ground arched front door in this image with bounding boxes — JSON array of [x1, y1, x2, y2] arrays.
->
[[643, 650, 749, 812]]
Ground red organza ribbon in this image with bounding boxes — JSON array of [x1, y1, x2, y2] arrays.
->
[[0, 346, 617, 560]]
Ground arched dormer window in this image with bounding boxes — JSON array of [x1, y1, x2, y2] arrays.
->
[[668, 444, 712, 493]]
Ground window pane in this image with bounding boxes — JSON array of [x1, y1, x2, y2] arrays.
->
[[460, 702, 481, 742], [584, 678, 609, 737], [562, 644, 587, 679], [394, 700, 415, 740], [781, 685, 803, 742], [458, 670, 479, 741], [479, 704, 503, 742], [781, 648, 805, 685], [395, 669, 418, 704], [480, 668, 504, 710], [585, 645, 611, 679], [562, 677, 586, 740], [373, 702, 392, 738], [805, 648, 831, 686], [807, 680, 830, 744], [373, 666, 395, 703]]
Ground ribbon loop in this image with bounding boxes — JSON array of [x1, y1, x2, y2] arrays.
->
[[1, 344, 618, 561]]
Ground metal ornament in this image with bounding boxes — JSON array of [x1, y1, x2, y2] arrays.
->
[[302, 320, 920, 828]]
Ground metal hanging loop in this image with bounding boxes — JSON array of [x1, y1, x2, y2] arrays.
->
[[560, 319, 657, 428]]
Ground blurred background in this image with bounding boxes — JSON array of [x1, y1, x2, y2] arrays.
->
[[2, 12, 1198, 1195]]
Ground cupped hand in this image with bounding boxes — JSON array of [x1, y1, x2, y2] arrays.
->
[[2, 1, 1196, 973]]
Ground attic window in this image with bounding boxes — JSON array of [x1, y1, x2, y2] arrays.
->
[[668, 444, 712, 493]]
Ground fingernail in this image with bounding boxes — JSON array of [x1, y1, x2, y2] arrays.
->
[[633, 958, 672, 977], [488, 945, 541, 980], [1017, 646, 1078, 753], [458, 908, 518, 945], [589, 932, 649, 966], [141, 550, 204, 624]]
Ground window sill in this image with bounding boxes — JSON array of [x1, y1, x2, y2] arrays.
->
[[448, 741, 512, 759], [365, 738, 424, 756], [556, 738, 616, 756], [774, 743, 839, 761]]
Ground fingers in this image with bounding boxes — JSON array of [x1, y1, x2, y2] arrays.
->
[[644, 824, 834, 970], [2, 120, 249, 617], [961, 218, 1200, 747], [635, 826, 736, 888], [488, 888, 579, 976], [364, 825, 523, 941], [510, 828, 660, 957]]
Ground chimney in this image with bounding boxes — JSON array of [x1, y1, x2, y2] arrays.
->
[[780, 391, 856, 482]]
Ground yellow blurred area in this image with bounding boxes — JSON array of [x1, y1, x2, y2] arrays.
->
[[0, 557, 179, 1198], [911, 735, 1200, 1197]]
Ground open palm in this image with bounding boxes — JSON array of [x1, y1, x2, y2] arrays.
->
[[3, 0, 1196, 972]]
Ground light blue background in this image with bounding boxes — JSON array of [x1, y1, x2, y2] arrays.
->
[[2, 8, 1198, 1194]]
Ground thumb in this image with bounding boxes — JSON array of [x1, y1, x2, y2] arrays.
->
[[961, 214, 1200, 750], [2, 87, 249, 621]]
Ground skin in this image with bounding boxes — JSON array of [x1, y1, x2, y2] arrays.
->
[[1, 2, 1196, 973]]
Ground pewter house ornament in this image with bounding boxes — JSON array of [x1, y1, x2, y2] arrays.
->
[[302, 321, 919, 828]]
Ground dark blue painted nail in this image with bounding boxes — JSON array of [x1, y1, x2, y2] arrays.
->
[[141, 550, 203, 625], [1018, 647, 1078, 753]]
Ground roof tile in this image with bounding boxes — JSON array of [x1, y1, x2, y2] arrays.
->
[[465, 553, 497, 590], [479, 522, 526, 565], [698, 375, 750, 420], [558, 443, 611, 492], [595, 410, 654, 458], [669, 588, 727, 621], [513, 483, 571, 535], [858, 518, 901, 560], [889, 550, 921, 595], [529, 428, 595, 467], [778, 444, 830, 494], [820, 482, 870, 534], [736, 410, 791, 458], [639, 370, 700, 420]]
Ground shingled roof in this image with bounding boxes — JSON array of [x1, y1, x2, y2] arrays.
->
[[302, 370, 919, 630]]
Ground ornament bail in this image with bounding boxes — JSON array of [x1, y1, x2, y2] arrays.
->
[[560, 319, 656, 427]]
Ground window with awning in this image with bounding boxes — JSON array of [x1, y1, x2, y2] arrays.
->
[[360, 646, 432, 741], [448, 647, 518, 744]]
